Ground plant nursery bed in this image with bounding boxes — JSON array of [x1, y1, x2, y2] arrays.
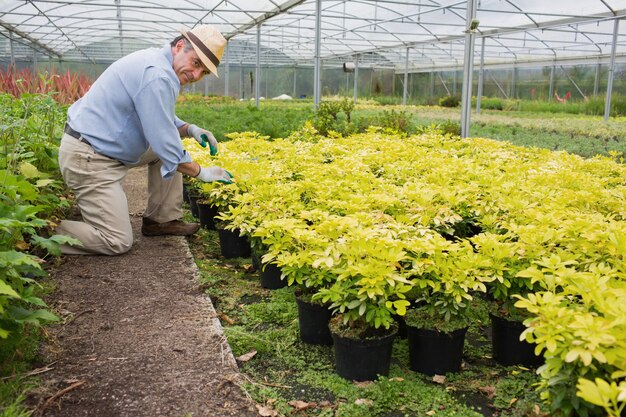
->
[[188, 226, 549, 417]]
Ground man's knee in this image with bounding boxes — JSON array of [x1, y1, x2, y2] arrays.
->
[[107, 236, 133, 255]]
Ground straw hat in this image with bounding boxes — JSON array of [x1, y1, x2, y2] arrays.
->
[[179, 25, 226, 78]]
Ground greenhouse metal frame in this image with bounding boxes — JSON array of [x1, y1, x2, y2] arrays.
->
[[1, 0, 625, 133]]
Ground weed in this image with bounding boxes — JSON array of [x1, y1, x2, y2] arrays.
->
[[493, 371, 543, 415]]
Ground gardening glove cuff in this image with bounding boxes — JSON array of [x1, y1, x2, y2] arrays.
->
[[196, 166, 234, 184], [188, 124, 218, 155]]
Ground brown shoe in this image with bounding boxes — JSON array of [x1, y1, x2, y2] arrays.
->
[[141, 218, 200, 236]]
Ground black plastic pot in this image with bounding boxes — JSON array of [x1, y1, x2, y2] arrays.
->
[[197, 202, 218, 230], [217, 228, 251, 259], [250, 250, 261, 272], [295, 295, 333, 345], [490, 313, 543, 367], [393, 314, 407, 339], [406, 325, 467, 376], [331, 329, 397, 381], [182, 183, 190, 205], [188, 195, 200, 219], [260, 263, 287, 289]]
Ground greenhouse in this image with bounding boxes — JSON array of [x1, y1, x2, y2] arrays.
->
[[3, 1, 626, 124], [1, 1, 626, 416]]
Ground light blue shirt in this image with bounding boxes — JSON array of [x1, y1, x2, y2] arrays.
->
[[67, 44, 192, 179]]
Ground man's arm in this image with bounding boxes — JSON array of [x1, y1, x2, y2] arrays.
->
[[178, 161, 233, 184], [178, 124, 190, 138], [178, 161, 200, 177]]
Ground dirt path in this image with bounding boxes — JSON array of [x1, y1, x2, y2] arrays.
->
[[30, 167, 257, 417]]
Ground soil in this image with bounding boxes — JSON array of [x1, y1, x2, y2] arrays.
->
[[27, 167, 258, 417]]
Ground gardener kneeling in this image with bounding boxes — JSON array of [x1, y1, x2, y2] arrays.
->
[[56, 25, 232, 255]]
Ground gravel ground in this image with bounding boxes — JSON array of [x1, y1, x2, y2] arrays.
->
[[28, 167, 258, 417]]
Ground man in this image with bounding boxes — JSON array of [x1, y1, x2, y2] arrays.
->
[[57, 25, 231, 255]]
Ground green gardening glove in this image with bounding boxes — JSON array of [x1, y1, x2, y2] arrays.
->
[[188, 124, 219, 155]]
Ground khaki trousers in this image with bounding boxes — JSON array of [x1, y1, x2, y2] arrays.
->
[[56, 133, 183, 255]]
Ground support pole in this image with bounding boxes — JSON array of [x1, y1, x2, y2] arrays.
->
[[429, 71, 434, 98], [239, 66, 244, 99], [453, 70, 457, 95], [256, 25, 261, 109], [9, 31, 15, 67], [461, 0, 478, 138], [511, 67, 517, 99], [402, 47, 409, 106], [115, 0, 123, 56], [460, 0, 477, 139], [594, 61, 600, 96], [293, 65, 297, 98], [605, 18, 620, 121], [224, 45, 230, 97], [353, 55, 359, 104], [476, 36, 485, 114], [313, 0, 322, 109], [549, 63, 555, 100]]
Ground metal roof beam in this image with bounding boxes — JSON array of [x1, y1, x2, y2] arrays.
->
[[404, 52, 626, 73], [324, 9, 626, 62], [479, 10, 626, 37], [226, 0, 307, 39], [0, 18, 61, 58]]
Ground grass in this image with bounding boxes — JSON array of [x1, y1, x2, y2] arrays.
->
[[176, 97, 626, 159], [187, 224, 546, 417], [0, 327, 46, 416], [175, 96, 314, 142], [0, 279, 57, 417]]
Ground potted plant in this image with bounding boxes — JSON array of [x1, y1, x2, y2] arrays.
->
[[253, 215, 335, 341], [313, 219, 415, 381], [470, 231, 544, 367], [210, 183, 251, 259], [225, 181, 307, 287], [185, 179, 203, 219], [191, 182, 220, 230], [402, 237, 488, 376]]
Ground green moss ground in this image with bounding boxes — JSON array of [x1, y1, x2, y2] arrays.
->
[[187, 223, 547, 417]]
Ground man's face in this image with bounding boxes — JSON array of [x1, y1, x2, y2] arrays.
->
[[172, 39, 210, 85]]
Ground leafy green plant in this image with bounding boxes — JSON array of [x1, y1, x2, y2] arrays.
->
[[311, 98, 357, 136], [472, 97, 504, 111], [439, 95, 461, 108], [514, 263, 626, 417], [402, 237, 489, 332], [183, 120, 626, 414], [0, 92, 78, 339], [189, 221, 528, 417], [176, 99, 313, 141], [576, 377, 626, 417], [375, 109, 414, 134]]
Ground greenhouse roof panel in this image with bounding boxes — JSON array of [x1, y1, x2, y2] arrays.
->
[[0, 0, 625, 70]]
